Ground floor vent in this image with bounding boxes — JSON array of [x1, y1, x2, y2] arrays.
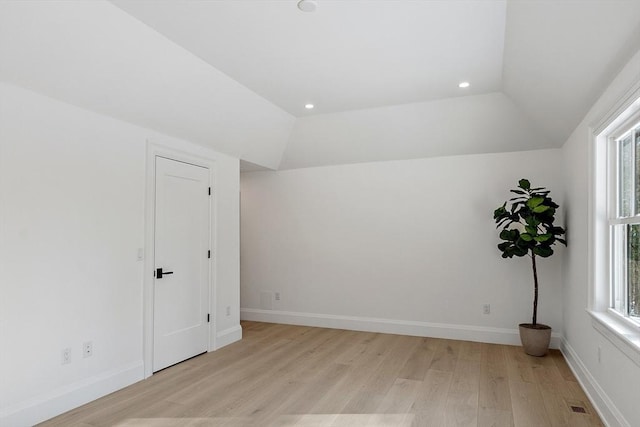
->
[[570, 405, 587, 414]]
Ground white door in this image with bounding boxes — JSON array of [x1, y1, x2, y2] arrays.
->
[[154, 156, 210, 372]]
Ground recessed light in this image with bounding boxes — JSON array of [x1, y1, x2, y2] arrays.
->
[[297, 0, 317, 13], [458, 81, 470, 88], [305, 103, 314, 109]]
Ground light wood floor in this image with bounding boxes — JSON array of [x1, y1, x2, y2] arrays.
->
[[41, 321, 603, 427]]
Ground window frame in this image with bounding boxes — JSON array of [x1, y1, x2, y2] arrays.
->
[[589, 90, 640, 367], [607, 115, 640, 323]]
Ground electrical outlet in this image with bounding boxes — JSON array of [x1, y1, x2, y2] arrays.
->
[[226, 306, 231, 316], [62, 348, 71, 364], [597, 346, 601, 363], [482, 304, 491, 315], [275, 292, 281, 301], [83, 341, 93, 358]]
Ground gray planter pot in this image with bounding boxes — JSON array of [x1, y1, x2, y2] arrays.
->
[[519, 323, 551, 356]]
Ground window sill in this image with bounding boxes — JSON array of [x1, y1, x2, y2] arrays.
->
[[587, 309, 640, 367]]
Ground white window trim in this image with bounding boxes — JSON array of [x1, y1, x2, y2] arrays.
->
[[589, 310, 640, 367], [589, 84, 640, 367]]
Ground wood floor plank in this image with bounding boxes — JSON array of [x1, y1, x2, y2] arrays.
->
[[538, 376, 604, 427], [429, 338, 461, 372], [40, 322, 603, 427], [531, 359, 566, 385], [377, 377, 421, 414], [478, 344, 512, 412], [444, 358, 480, 427], [509, 380, 552, 427], [477, 407, 514, 427], [398, 337, 436, 381], [549, 349, 578, 382], [275, 331, 390, 418], [504, 344, 536, 383], [341, 334, 419, 414], [411, 369, 453, 427], [459, 340, 483, 362], [193, 330, 338, 417]]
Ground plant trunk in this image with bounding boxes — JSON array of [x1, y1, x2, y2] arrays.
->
[[531, 252, 538, 325]]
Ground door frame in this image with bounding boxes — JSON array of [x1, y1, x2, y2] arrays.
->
[[143, 140, 217, 378]]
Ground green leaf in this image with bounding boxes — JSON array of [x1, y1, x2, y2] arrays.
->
[[518, 179, 531, 190], [525, 216, 540, 227], [532, 205, 550, 213], [493, 205, 507, 219], [514, 247, 529, 257], [533, 246, 554, 257], [497, 242, 511, 251], [527, 196, 545, 208], [520, 233, 533, 242], [546, 199, 559, 208], [500, 229, 519, 241], [534, 233, 552, 242]]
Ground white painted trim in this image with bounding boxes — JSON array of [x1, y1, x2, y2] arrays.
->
[[240, 308, 562, 348], [592, 80, 640, 136], [561, 339, 629, 427], [0, 361, 143, 427], [589, 310, 640, 367], [587, 85, 640, 372], [144, 140, 218, 378], [587, 124, 597, 311], [589, 83, 640, 314], [215, 325, 243, 350]]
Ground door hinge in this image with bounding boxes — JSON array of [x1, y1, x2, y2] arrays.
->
[[207, 313, 210, 323], [208, 187, 211, 195], [208, 250, 211, 259]]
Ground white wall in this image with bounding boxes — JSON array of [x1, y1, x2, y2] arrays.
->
[[0, 82, 241, 426], [0, 1, 294, 170], [241, 149, 564, 345], [280, 93, 553, 170], [561, 49, 640, 427]]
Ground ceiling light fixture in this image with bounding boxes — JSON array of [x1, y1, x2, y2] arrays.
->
[[297, 0, 317, 13], [305, 103, 314, 109], [458, 81, 470, 88]]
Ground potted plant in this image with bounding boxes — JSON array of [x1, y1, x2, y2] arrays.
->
[[493, 179, 566, 356]]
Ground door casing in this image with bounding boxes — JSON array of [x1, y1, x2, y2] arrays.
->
[[144, 141, 217, 378]]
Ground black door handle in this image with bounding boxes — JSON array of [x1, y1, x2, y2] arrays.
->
[[156, 268, 174, 279]]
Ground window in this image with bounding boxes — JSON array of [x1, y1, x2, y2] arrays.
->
[[591, 88, 640, 366], [610, 119, 640, 322]]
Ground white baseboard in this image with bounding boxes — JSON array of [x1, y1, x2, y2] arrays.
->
[[240, 308, 562, 348], [216, 324, 243, 350], [561, 339, 629, 427], [0, 360, 144, 427]]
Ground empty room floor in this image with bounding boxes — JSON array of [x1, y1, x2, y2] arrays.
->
[[41, 321, 602, 426]]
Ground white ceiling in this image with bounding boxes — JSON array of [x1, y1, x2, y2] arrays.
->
[[2, 1, 640, 170], [112, 0, 506, 117], [502, 0, 640, 145]]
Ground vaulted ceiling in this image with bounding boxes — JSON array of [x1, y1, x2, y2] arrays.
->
[[2, 1, 640, 170]]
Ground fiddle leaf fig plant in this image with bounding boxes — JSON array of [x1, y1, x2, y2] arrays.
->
[[493, 179, 566, 325]]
